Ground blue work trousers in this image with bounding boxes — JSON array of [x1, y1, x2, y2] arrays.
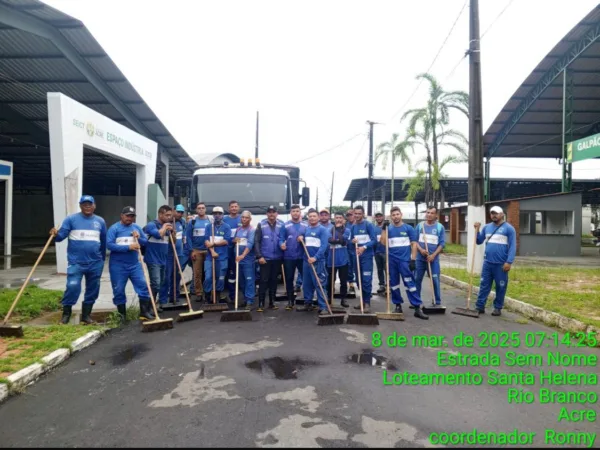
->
[[354, 252, 374, 304], [415, 258, 442, 305], [109, 262, 151, 306], [61, 260, 104, 307], [146, 263, 166, 304], [302, 260, 328, 310], [160, 253, 186, 302], [389, 258, 422, 307], [238, 262, 256, 304], [476, 261, 509, 311], [283, 258, 303, 299], [347, 250, 355, 284], [204, 257, 228, 294]]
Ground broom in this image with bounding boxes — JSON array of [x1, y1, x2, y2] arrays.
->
[[203, 222, 228, 312], [136, 236, 174, 332], [221, 242, 252, 321], [161, 218, 188, 311], [376, 226, 404, 321], [421, 230, 446, 314], [299, 240, 345, 325], [346, 242, 379, 325], [167, 233, 204, 322], [0, 233, 55, 337], [451, 229, 480, 318]]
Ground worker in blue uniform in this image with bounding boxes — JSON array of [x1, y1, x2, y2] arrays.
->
[[326, 212, 351, 308], [233, 210, 256, 307], [254, 205, 284, 312], [50, 195, 107, 325], [204, 206, 232, 303], [186, 202, 211, 302], [143, 205, 173, 312], [279, 204, 307, 310], [298, 209, 329, 313], [373, 212, 387, 295], [106, 206, 155, 323], [223, 200, 242, 302], [345, 209, 356, 295], [318, 208, 333, 298], [415, 206, 445, 307], [474, 205, 517, 316], [350, 205, 377, 311], [161, 204, 187, 304], [380, 206, 429, 320]]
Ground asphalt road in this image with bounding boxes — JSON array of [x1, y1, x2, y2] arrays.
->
[[0, 279, 598, 448]]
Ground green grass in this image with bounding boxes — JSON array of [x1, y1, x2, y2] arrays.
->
[[0, 324, 106, 376], [444, 267, 600, 328], [0, 286, 63, 323], [443, 243, 467, 255]]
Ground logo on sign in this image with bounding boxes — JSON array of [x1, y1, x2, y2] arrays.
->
[[86, 122, 95, 137]]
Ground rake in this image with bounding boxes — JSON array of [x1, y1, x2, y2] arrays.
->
[[0, 233, 55, 337], [421, 229, 446, 315], [136, 238, 174, 332], [167, 234, 204, 322], [452, 230, 480, 319], [347, 242, 379, 326], [299, 240, 345, 325], [221, 242, 252, 321]]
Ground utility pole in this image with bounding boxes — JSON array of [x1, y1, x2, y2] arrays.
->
[[329, 172, 334, 213], [366, 121, 380, 216], [255, 111, 259, 159], [467, 0, 485, 274]]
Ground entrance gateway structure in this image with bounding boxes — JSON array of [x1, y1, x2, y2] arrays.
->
[[48, 92, 157, 275]]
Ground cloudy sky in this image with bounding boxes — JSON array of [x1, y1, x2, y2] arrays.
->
[[43, 0, 600, 207]]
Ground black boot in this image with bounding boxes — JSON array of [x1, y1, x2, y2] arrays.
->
[[492, 308, 502, 316], [117, 304, 128, 325], [81, 303, 96, 325], [340, 298, 349, 308], [285, 295, 294, 310], [257, 297, 265, 312], [139, 302, 155, 321], [414, 307, 429, 320], [268, 294, 279, 310], [395, 304, 403, 314], [61, 305, 72, 324]]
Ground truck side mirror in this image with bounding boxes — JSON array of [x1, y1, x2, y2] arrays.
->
[[301, 187, 310, 206]]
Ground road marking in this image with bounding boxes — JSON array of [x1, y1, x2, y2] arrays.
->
[[196, 339, 283, 362], [339, 328, 368, 343], [256, 414, 348, 447], [266, 386, 321, 413], [149, 372, 240, 408], [351, 416, 442, 448]]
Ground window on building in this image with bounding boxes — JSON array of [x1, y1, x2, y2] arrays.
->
[[520, 210, 575, 235]]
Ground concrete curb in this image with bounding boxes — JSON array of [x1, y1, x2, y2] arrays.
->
[[0, 329, 106, 404], [440, 274, 599, 346]]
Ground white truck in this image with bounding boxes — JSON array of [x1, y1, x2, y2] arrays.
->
[[176, 158, 311, 222]]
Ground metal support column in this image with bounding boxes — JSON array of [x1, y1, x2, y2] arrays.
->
[[562, 68, 573, 192]]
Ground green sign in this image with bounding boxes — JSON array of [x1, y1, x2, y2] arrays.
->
[[566, 133, 600, 163]]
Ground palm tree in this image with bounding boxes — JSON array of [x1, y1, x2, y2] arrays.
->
[[400, 72, 469, 209], [375, 132, 414, 206]]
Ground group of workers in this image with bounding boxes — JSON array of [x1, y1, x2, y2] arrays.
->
[[50, 194, 516, 325]]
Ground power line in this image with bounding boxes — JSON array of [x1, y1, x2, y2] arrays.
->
[[481, 0, 515, 39], [388, 0, 469, 123], [289, 132, 364, 165], [347, 134, 370, 174]]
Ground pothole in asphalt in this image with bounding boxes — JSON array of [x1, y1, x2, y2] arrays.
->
[[347, 350, 397, 370], [245, 356, 321, 380], [111, 343, 150, 366]]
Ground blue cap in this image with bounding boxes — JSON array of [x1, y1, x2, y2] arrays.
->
[[79, 195, 95, 204], [175, 204, 185, 212]]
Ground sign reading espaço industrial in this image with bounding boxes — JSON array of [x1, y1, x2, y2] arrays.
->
[[566, 132, 600, 163]]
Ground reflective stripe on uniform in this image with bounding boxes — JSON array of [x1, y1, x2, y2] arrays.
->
[[176, 231, 183, 240], [389, 236, 410, 247], [116, 236, 134, 246], [356, 234, 370, 245], [68, 229, 100, 242], [193, 228, 205, 237], [487, 234, 508, 245], [306, 236, 321, 247], [148, 236, 169, 244], [418, 234, 439, 245]]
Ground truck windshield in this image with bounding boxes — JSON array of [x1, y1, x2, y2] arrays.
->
[[194, 174, 290, 214]]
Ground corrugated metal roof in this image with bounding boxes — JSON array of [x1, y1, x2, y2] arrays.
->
[[484, 5, 600, 159], [0, 0, 198, 191]]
